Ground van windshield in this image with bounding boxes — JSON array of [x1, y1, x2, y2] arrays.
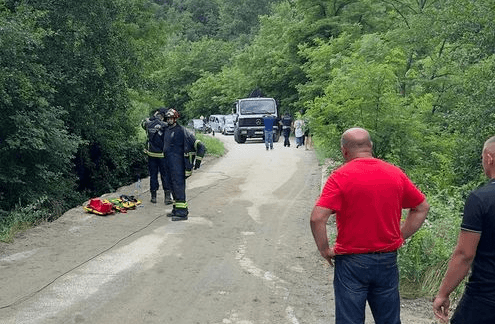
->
[[224, 115, 234, 123], [239, 99, 275, 115]]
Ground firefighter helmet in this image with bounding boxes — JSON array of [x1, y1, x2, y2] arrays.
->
[[166, 108, 180, 119]]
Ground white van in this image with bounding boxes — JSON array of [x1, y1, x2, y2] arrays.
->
[[209, 115, 225, 134]]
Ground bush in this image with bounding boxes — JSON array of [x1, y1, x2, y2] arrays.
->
[[398, 189, 466, 299]]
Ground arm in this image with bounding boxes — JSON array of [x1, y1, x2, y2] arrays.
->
[[194, 140, 206, 169], [310, 206, 336, 266], [401, 199, 429, 240], [433, 230, 480, 323]]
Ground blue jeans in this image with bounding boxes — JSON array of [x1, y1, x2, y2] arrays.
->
[[264, 130, 273, 149], [334, 252, 400, 324]]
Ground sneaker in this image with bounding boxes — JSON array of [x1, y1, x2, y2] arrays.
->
[[270, 146, 273, 150], [266, 147, 269, 150], [171, 215, 188, 221]]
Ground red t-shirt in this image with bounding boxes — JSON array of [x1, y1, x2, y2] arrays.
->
[[316, 158, 425, 255]]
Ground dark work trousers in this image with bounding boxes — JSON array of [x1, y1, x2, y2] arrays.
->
[[148, 157, 169, 192], [283, 128, 291, 147], [165, 152, 187, 216]]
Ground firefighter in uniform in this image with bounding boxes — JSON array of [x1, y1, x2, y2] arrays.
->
[[141, 108, 173, 204], [281, 111, 293, 147], [163, 108, 206, 221]]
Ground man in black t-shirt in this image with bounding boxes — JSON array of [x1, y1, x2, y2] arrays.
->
[[433, 135, 495, 324]]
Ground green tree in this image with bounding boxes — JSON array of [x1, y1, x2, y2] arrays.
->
[[0, 3, 81, 211], [217, 0, 279, 40], [149, 37, 236, 118], [24, 0, 152, 194]]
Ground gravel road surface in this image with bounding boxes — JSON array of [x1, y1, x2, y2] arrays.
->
[[0, 134, 436, 323]]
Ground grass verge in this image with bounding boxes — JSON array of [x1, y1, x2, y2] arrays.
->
[[196, 133, 225, 157]]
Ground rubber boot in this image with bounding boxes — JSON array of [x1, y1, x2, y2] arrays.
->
[[150, 190, 157, 204], [172, 206, 188, 221], [164, 190, 173, 205], [167, 208, 176, 217]]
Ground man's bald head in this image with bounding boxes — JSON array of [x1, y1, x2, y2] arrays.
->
[[484, 135, 495, 154], [482, 135, 495, 179], [340, 128, 373, 161]]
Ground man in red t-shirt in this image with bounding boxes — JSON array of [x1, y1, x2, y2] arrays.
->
[[310, 127, 429, 324]]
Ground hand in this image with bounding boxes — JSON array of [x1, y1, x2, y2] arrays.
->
[[321, 247, 336, 266], [432, 295, 450, 324], [194, 160, 201, 170]]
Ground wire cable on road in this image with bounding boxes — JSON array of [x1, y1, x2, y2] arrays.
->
[[0, 211, 166, 310], [0, 170, 231, 310]]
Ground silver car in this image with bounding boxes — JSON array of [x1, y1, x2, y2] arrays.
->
[[222, 114, 235, 135]]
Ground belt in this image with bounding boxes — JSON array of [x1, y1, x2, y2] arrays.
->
[[369, 250, 397, 254]]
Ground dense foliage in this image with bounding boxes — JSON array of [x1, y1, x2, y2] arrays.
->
[[1, 0, 494, 297]]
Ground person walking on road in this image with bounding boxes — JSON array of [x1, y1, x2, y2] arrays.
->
[[294, 116, 304, 148], [263, 114, 277, 150], [310, 127, 429, 324], [304, 120, 313, 150], [141, 108, 173, 204], [280, 111, 293, 147], [433, 135, 495, 324]]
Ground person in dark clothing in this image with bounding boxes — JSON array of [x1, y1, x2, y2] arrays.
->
[[433, 135, 495, 324], [141, 108, 172, 204], [280, 112, 292, 147], [163, 109, 205, 221]]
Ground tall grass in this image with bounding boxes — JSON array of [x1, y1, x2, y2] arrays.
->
[[196, 133, 225, 157], [0, 197, 52, 242]]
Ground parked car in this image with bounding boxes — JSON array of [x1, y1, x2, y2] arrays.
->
[[188, 119, 211, 133], [222, 114, 235, 135], [209, 114, 225, 134]]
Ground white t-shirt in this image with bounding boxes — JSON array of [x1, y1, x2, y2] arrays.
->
[[294, 119, 304, 137]]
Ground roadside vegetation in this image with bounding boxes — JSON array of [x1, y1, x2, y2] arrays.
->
[[195, 134, 225, 158], [1, 0, 494, 300]]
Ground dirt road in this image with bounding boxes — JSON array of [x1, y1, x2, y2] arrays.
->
[[0, 135, 435, 323]]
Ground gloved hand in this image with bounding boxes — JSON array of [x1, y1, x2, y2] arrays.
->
[[194, 160, 201, 170]]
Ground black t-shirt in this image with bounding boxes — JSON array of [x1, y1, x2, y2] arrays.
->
[[462, 180, 495, 305]]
